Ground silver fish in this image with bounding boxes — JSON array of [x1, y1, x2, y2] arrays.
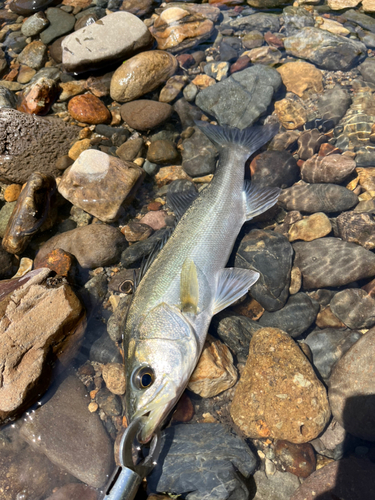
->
[[124, 122, 280, 442]]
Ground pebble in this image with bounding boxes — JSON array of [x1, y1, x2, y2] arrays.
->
[[187, 334, 237, 398], [159, 75, 187, 103], [252, 469, 300, 500], [230, 327, 330, 443], [204, 61, 230, 81], [17, 65, 36, 84], [122, 221, 154, 242], [3, 184, 21, 202], [250, 150, 299, 189], [102, 363, 126, 395], [330, 288, 375, 329], [17, 76, 59, 115], [116, 137, 144, 161], [110, 50, 178, 103], [293, 237, 375, 289], [147, 139, 179, 164], [315, 305, 345, 329], [288, 213, 332, 242], [17, 40, 47, 70], [34, 248, 75, 277], [35, 224, 126, 269], [154, 166, 192, 186], [274, 97, 307, 130], [336, 211, 375, 250], [297, 129, 328, 160], [181, 126, 217, 177], [244, 46, 282, 66], [9, 0, 55, 15], [274, 440, 316, 478], [301, 154, 356, 184], [120, 100, 173, 131], [171, 392, 194, 423], [68, 94, 111, 124], [40, 7, 75, 45]]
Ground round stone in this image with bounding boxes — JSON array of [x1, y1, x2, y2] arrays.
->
[[68, 94, 111, 125], [120, 100, 173, 131]]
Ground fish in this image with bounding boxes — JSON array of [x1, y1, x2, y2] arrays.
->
[[124, 121, 281, 443]]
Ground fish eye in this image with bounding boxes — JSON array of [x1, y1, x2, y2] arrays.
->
[[133, 366, 155, 390]]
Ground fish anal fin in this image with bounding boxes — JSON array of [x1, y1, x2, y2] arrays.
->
[[213, 268, 260, 315], [167, 181, 199, 220], [244, 180, 281, 222], [180, 259, 199, 315]]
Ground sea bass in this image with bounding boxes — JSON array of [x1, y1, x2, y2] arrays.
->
[[124, 122, 280, 442]]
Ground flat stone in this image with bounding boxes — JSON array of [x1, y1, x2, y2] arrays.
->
[[330, 288, 375, 329], [195, 64, 282, 129], [68, 93, 111, 124], [279, 181, 358, 213], [62, 12, 152, 74], [336, 211, 375, 250], [301, 154, 356, 184], [148, 423, 257, 499], [304, 328, 361, 380], [35, 224, 126, 269], [293, 237, 375, 289], [229, 12, 280, 33], [181, 126, 217, 177], [235, 229, 293, 312], [17, 40, 47, 70], [288, 213, 332, 242], [230, 328, 330, 443], [344, 8, 375, 33], [120, 100, 173, 131], [20, 375, 114, 487], [9, 0, 55, 15], [274, 97, 307, 130], [147, 139, 178, 164], [252, 469, 300, 500], [284, 27, 366, 71], [40, 8, 75, 45], [102, 362, 126, 395], [328, 0, 361, 9], [110, 50, 178, 103], [250, 150, 299, 189]]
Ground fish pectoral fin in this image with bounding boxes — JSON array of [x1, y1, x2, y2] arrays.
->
[[213, 268, 260, 315], [244, 180, 281, 222], [180, 258, 199, 315], [167, 183, 199, 220]]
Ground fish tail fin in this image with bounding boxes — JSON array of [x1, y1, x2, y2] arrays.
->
[[195, 120, 279, 159]]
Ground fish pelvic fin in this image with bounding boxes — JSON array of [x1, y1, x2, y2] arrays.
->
[[244, 180, 281, 222], [213, 268, 260, 315], [180, 258, 199, 315], [195, 120, 279, 159]]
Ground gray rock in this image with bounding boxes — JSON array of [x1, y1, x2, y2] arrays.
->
[[182, 126, 218, 177], [183, 82, 198, 102], [336, 211, 375, 250], [148, 423, 257, 500], [62, 11, 152, 73], [251, 150, 300, 188], [293, 237, 375, 289], [212, 312, 262, 363], [300, 154, 356, 184], [358, 57, 375, 84], [0, 87, 16, 109], [283, 6, 314, 37], [20, 375, 114, 487], [96, 386, 122, 416], [229, 13, 280, 33], [35, 224, 126, 269], [316, 86, 351, 131], [196, 65, 282, 129], [40, 8, 75, 45], [344, 9, 375, 33], [258, 292, 319, 338], [116, 137, 144, 162], [235, 229, 293, 312], [278, 181, 358, 213], [304, 328, 361, 380], [174, 98, 202, 130], [330, 288, 375, 330], [297, 129, 328, 161], [0, 202, 16, 238], [358, 29, 375, 49], [21, 11, 49, 37], [3, 31, 27, 53], [284, 27, 366, 71], [107, 294, 132, 343], [253, 469, 300, 500], [17, 40, 47, 70]]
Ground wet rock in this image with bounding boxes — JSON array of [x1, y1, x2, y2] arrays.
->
[[107, 294, 132, 343], [196, 64, 281, 129], [277, 61, 323, 100], [288, 213, 332, 242], [35, 224, 126, 269], [204, 61, 230, 82], [336, 211, 375, 250], [357, 166, 375, 191], [235, 229, 293, 312], [74, 13, 98, 31], [0, 247, 14, 279], [0, 87, 16, 109], [230, 12, 280, 33], [68, 138, 90, 160], [283, 6, 314, 37], [330, 288, 375, 329], [148, 423, 257, 500], [120, 100, 173, 131], [111, 50, 178, 103], [187, 334, 237, 398], [17, 76, 59, 116], [301, 154, 356, 184], [58, 150, 144, 222], [96, 386, 122, 416], [0, 269, 85, 424], [40, 7, 75, 45], [18, 40, 47, 70], [59, 80, 86, 101], [258, 293, 319, 338], [294, 237, 375, 288], [275, 440, 316, 478], [45, 484, 98, 500], [174, 97, 202, 129], [150, 7, 214, 54], [315, 305, 345, 329], [252, 469, 300, 500], [245, 46, 282, 66], [155, 165, 192, 186], [62, 12, 152, 74], [139, 211, 166, 231], [156, 2, 220, 22], [147, 139, 179, 165], [68, 94, 111, 124], [121, 227, 169, 267], [279, 182, 358, 213], [119, 0, 152, 16], [304, 328, 361, 380], [230, 327, 330, 442], [122, 221, 153, 242], [34, 248, 75, 277], [9, 0, 55, 15], [290, 457, 375, 500], [274, 97, 307, 130], [116, 137, 144, 161], [181, 126, 217, 177], [358, 57, 375, 84], [20, 374, 114, 487], [344, 8, 375, 33], [328, 0, 361, 8], [284, 27, 366, 71], [316, 87, 351, 132], [2, 173, 56, 254], [159, 75, 187, 103], [242, 30, 263, 49], [297, 129, 328, 161]]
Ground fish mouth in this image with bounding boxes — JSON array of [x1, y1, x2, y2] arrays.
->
[[133, 404, 168, 443]]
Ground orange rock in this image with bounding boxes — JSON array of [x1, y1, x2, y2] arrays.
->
[[62, 0, 92, 7], [231, 295, 264, 320], [68, 93, 111, 125], [154, 166, 192, 186], [191, 74, 216, 89], [34, 248, 75, 276], [68, 138, 91, 160], [147, 201, 162, 211], [171, 392, 194, 422], [4, 184, 22, 202], [17, 77, 59, 115], [318, 143, 339, 156]]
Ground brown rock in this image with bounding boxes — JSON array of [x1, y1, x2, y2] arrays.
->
[[301, 154, 356, 184], [230, 295, 265, 320], [244, 46, 282, 65], [86, 72, 113, 98], [274, 98, 307, 130], [289, 266, 302, 295], [0, 268, 85, 424], [159, 75, 187, 103], [315, 306, 345, 329], [17, 40, 47, 70], [17, 77, 59, 115], [68, 93, 111, 125], [110, 50, 178, 103], [17, 65, 36, 84], [68, 138, 91, 160], [102, 363, 126, 395], [116, 137, 144, 161], [188, 334, 237, 397], [357, 166, 375, 192], [122, 221, 153, 242], [49, 36, 65, 64], [264, 31, 284, 49], [275, 440, 316, 478], [177, 53, 195, 69], [230, 328, 330, 443], [229, 55, 251, 74], [150, 7, 214, 53], [62, 0, 92, 7], [318, 143, 338, 156], [171, 392, 194, 423], [34, 248, 75, 277], [119, 0, 152, 16], [288, 213, 332, 242], [147, 139, 179, 164], [154, 165, 192, 186], [120, 100, 173, 131], [336, 211, 375, 250], [277, 61, 323, 99], [241, 30, 264, 49], [139, 211, 166, 230], [58, 80, 86, 101], [45, 484, 98, 500], [3, 184, 22, 202]]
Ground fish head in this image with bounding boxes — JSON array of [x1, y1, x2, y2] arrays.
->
[[125, 302, 199, 443]]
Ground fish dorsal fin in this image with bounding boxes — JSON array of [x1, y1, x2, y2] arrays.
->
[[166, 181, 199, 220], [244, 180, 281, 222], [213, 268, 260, 315], [180, 258, 199, 315]]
